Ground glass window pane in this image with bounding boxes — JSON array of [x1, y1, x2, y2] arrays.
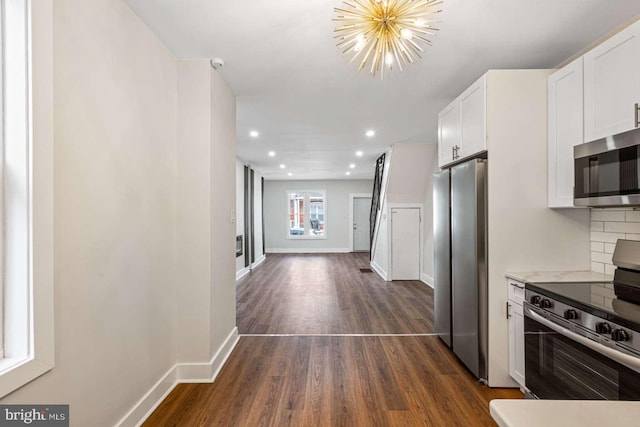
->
[[309, 192, 324, 237], [288, 192, 304, 236]]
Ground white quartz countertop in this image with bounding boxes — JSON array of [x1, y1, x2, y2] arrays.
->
[[505, 270, 612, 284], [490, 399, 640, 427]]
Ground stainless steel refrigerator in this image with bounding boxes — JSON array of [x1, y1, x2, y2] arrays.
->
[[433, 158, 488, 381]]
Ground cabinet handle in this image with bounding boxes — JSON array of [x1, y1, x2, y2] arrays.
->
[[636, 103, 639, 128], [510, 282, 524, 290], [452, 145, 455, 160], [506, 302, 511, 319]]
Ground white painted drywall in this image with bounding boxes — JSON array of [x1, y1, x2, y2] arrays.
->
[[422, 145, 439, 287], [264, 180, 373, 252], [209, 69, 237, 357], [485, 70, 591, 387], [0, 3, 238, 426], [0, 0, 179, 424], [386, 144, 435, 204], [236, 159, 246, 274], [176, 60, 212, 363]]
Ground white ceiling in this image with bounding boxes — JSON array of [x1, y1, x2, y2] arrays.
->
[[123, 0, 640, 180]]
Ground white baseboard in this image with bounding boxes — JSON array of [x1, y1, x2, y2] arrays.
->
[[420, 273, 434, 288], [251, 254, 266, 269], [266, 247, 350, 254], [116, 327, 240, 427], [370, 260, 388, 281], [236, 266, 250, 282]]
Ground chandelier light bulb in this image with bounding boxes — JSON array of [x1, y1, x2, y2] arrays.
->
[[400, 28, 413, 40], [333, 0, 442, 78]]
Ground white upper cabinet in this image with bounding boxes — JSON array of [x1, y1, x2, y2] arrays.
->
[[584, 21, 640, 142], [459, 75, 487, 159], [438, 74, 487, 168], [548, 57, 584, 208], [438, 99, 460, 167]]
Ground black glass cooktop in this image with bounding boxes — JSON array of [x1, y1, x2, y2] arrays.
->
[[526, 282, 640, 331]]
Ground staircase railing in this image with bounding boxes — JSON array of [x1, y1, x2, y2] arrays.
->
[[369, 153, 385, 257]]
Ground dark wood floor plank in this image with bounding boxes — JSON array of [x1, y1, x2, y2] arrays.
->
[[237, 253, 433, 334], [143, 336, 522, 427]]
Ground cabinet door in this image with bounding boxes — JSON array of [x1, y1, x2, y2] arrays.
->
[[508, 301, 525, 387], [548, 58, 584, 208], [459, 74, 487, 159], [584, 22, 640, 142], [438, 100, 460, 167]]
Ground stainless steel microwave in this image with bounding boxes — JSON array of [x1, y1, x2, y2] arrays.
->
[[574, 128, 640, 207]]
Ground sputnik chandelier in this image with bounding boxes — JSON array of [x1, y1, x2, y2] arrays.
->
[[333, 0, 442, 78]]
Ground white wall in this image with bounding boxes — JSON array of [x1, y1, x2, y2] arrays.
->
[[422, 145, 439, 286], [264, 180, 373, 252], [485, 70, 591, 387], [386, 144, 435, 204], [1, 2, 238, 426], [235, 159, 246, 275], [208, 69, 237, 357], [1, 0, 178, 424]]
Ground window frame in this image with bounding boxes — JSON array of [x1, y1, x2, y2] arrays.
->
[[0, 0, 54, 398], [285, 190, 327, 240]]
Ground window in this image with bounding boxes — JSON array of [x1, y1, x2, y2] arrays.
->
[[0, 0, 54, 397], [287, 190, 326, 239]]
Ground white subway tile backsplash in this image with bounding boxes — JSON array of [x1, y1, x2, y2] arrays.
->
[[604, 221, 640, 234], [591, 261, 605, 274], [591, 231, 625, 243], [592, 251, 613, 264], [592, 210, 626, 222], [590, 208, 640, 275]]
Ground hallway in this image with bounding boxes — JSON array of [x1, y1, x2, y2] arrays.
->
[[144, 254, 521, 426]]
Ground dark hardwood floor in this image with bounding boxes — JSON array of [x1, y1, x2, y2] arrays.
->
[[143, 336, 521, 427], [237, 252, 434, 334], [144, 253, 522, 426]]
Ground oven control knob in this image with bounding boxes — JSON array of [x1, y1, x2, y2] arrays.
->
[[540, 299, 553, 309], [612, 329, 630, 342], [530, 295, 541, 305], [564, 309, 579, 320], [596, 322, 612, 335]]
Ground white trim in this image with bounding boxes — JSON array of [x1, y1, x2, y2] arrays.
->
[[420, 272, 434, 288], [285, 189, 327, 240], [348, 193, 372, 252], [266, 247, 350, 254], [370, 260, 388, 281], [251, 253, 266, 269], [235, 266, 250, 282], [116, 327, 240, 427], [0, 0, 55, 398]]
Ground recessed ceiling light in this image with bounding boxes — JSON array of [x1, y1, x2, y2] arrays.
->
[[349, 163, 356, 169], [346, 171, 351, 176], [268, 151, 276, 157], [288, 172, 293, 177], [356, 151, 363, 157], [365, 130, 375, 137], [249, 130, 259, 138], [279, 164, 286, 169]]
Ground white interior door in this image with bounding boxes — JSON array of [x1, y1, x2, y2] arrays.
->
[[391, 208, 420, 280], [353, 197, 372, 251]]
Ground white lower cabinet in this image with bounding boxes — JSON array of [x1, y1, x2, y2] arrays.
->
[[508, 280, 526, 387]]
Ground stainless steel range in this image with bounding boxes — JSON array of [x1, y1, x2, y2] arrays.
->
[[524, 239, 640, 400]]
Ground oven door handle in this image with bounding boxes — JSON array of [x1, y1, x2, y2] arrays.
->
[[525, 305, 640, 373]]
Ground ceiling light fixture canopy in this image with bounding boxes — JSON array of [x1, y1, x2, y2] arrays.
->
[[333, 0, 442, 78]]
